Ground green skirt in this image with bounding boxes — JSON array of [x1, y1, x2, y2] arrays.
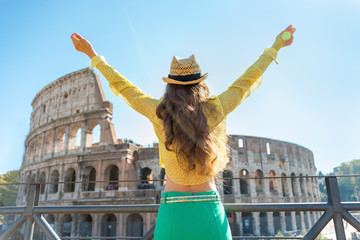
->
[[154, 190, 232, 240]]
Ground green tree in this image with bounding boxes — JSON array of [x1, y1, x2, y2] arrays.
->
[[318, 159, 360, 202], [333, 159, 360, 201], [0, 170, 20, 206], [0, 170, 20, 222]]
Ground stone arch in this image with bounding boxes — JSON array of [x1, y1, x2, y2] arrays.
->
[[260, 212, 269, 236], [55, 129, 66, 153], [86, 123, 102, 147], [60, 214, 72, 237], [83, 166, 96, 191], [68, 125, 82, 150], [242, 212, 253, 235], [223, 170, 233, 194], [39, 172, 46, 194], [79, 214, 93, 237], [273, 212, 281, 234], [44, 133, 53, 155], [269, 170, 276, 192], [35, 137, 43, 157], [285, 212, 292, 231], [101, 214, 117, 237], [139, 167, 154, 189], [281, 173, 288, 197], [64, 168, 76, 192], [239, 169, 249, 195], [255, 169, 264, 194], [140, 167, 153, 183], [49, 170, 59, 193], [105, 165, 119, 190], [126, 213, 143, 237], [291, 172, 297, 196]]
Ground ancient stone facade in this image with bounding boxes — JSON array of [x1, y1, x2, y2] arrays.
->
[[17, 68, 321, 238], [221, 135, 321, 236]]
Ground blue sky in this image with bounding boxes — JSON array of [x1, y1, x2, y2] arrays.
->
[[0, 0, 359, 175]]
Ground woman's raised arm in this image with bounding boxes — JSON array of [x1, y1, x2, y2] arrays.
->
[[70, 33, 160, 125], [217, 25, 296, 116]]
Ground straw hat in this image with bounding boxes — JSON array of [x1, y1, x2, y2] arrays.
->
[[162, 55, 208, 85]]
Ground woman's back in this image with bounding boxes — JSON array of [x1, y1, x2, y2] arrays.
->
[[71, 24, 296, 239]]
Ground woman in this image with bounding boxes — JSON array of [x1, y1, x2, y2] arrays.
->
[[71, 24, 295, 240]]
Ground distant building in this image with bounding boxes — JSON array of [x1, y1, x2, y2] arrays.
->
[[16, 68, 321, 238]]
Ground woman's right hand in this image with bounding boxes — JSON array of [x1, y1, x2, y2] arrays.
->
[[272, 24, 296, 51], [71, 33, 97, 59]]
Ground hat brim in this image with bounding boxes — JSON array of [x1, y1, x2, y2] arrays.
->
[[162, 73, 208, 85]]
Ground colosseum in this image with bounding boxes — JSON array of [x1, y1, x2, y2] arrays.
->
[[16, 68, 322, 238]]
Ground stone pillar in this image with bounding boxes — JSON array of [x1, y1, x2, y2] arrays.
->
[[55, 215, 61, 235], [280, 212, 286, 233], [75, 165, 82, 199], [100, 121, 106, 145], [267, 212, 275, 235], [92, 214, 99, 236], [117, 213, 122, 236], [51, 128, 56, 157], [233, 171, 240, 197], [306, 211, 312, 228], [44, 167, 50, 201], [302, 177, 308, 198], [236, 212, 243, 235], [276, 177, 282, 198], [64, 125, 70, 154], [291, 212, 297, 231], [249, 178, 257, 198], [308, 177, 313, 198], [120, 158, 126, 189], [264, 178, 271, 198], [286, 177, 293, 198], [146, 213, 151, 235], [33, 137, 38, 162], [81, 122, 88, 151], [294, 176, 301, 197], [312, 178, 317, 198], [253, 212, 260, 236], [39, 132, 46, 160], [95, 159, 102, 192], [300, 212, 306, 231], [71, 214, 77, 236], [58, 163, 64, 200]]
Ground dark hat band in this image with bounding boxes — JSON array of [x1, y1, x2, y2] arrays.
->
[[168, 73, 201, 82]]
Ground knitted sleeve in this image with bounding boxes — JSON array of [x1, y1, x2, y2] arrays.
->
[[90, 56, 160, 123], [218, 48, 278, 116]]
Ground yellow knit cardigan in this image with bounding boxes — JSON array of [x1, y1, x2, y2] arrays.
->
[[90, 48, 277, 185]]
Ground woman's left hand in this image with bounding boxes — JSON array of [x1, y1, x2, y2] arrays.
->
[[71, 33, 97, 59]]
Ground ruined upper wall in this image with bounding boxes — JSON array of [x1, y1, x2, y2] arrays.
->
[[30, 68, 107, 131]]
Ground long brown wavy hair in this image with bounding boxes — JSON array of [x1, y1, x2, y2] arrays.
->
[[156, 81, 220, 176]]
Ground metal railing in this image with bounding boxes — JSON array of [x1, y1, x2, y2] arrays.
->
[[0, 176, 359, 240]]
